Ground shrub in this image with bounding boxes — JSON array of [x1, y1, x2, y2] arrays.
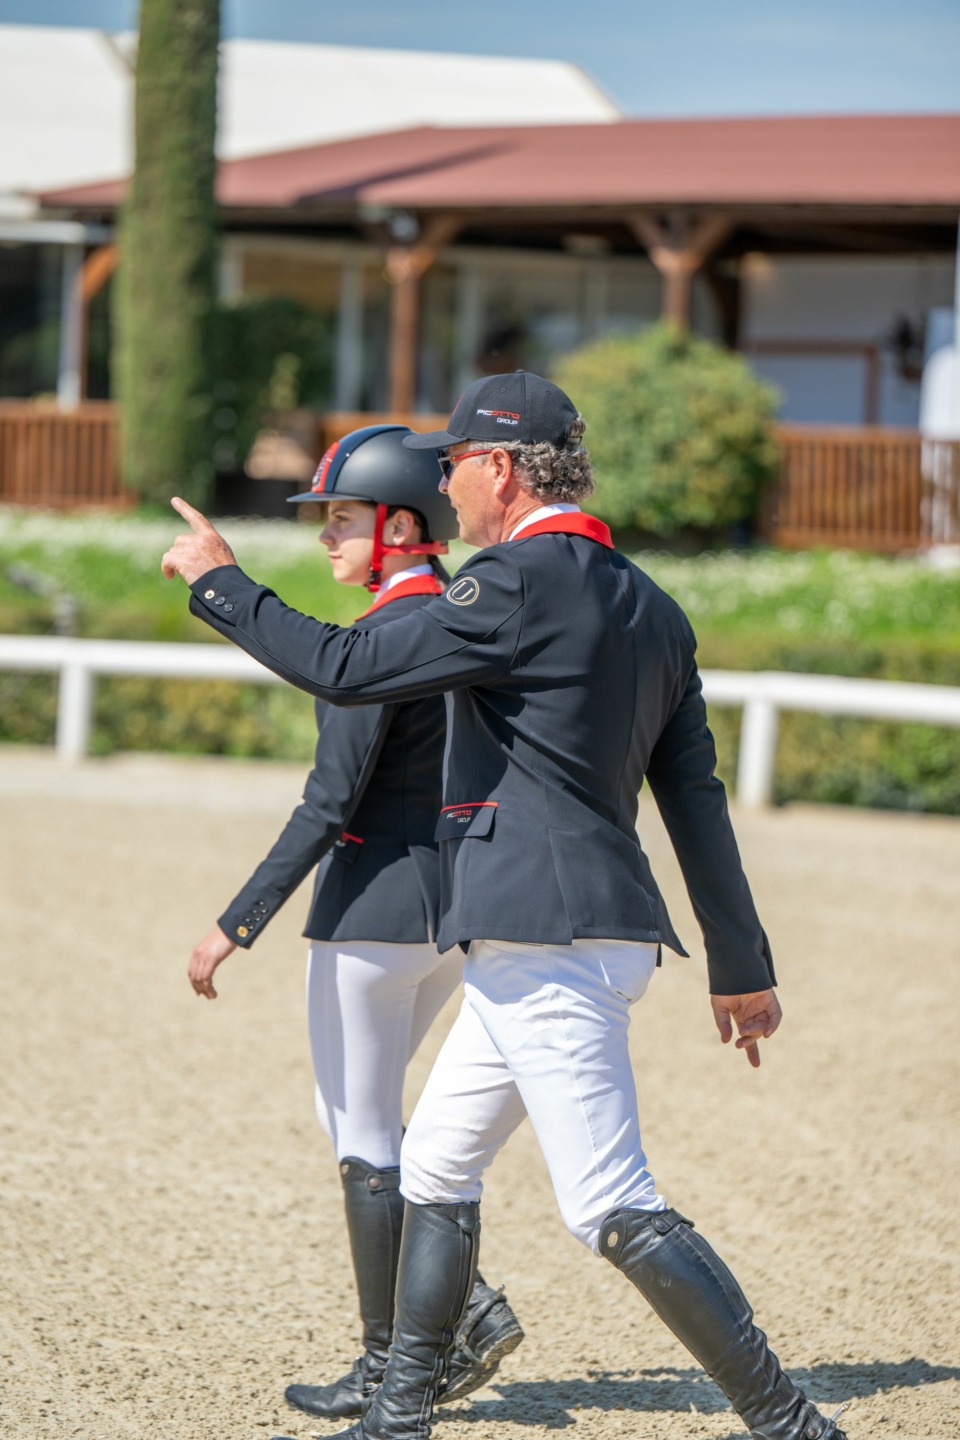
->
[[555, 323, 779, 536], [210, 296, 334, 476], [90, 675, 317, 760]]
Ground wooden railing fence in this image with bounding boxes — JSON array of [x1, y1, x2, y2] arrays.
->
[[2, 403, 959, 552], [0, 402, 128, 509], [771, 425, 960, 552]]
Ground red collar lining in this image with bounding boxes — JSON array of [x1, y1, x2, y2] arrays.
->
[[357, 574, 443, 618], [512, 513, 614, 548]]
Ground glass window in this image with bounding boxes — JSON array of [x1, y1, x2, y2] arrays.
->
[[419, 250, 664, 410], [0, 243, 61, 397]]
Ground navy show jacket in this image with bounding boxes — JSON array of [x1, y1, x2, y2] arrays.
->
[[218, 589, 444, 949], [191, 525, 774, 995]]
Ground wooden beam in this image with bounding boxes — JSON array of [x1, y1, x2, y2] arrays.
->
[[80, 243, 120, 302], [385, 215, 462, 411], [74, 244, 120, 401], [388, 270, 419, 414], [629, 212, 732, 329]]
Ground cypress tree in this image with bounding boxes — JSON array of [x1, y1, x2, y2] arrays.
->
[[116, 0, 220, 506]]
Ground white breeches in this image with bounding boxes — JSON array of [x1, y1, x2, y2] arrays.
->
[[400, 938, 665, 1253], [306, 939, 463, 1169]]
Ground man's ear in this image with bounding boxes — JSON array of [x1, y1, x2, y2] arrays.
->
[[489, 448, 514, 500]]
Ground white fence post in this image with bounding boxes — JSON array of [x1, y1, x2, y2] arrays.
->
[[737, 694, 780, 809], [56, 660, 95, 762]]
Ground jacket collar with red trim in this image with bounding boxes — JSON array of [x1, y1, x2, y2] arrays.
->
[[510, 512, 614, 549], [357, 573, 443, 618]]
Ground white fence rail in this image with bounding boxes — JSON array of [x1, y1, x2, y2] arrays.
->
[[0, 635, 284, 767], [703, 669, 960, 806], [3, 635, 960, 808]]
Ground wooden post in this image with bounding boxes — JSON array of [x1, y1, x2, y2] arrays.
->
[[629, 212, 731, 330], [384, 215, 462, 412], [387, 262, 419, 413], [74, 244, 120, 401]]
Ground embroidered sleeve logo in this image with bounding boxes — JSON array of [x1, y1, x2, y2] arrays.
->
[[446, 576, 481, 606]]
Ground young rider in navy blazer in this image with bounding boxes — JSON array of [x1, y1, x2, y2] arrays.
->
[[183, 426, 522, 1423], [165, 377, 849, 1440]]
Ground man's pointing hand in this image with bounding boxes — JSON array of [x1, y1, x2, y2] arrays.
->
[[161, 496, 238, 585]]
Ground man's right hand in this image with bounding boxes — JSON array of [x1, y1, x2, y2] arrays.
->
[[710, 988, 782, 1068], [188, 925, 238, 1000], [162, 496, 237, 586]]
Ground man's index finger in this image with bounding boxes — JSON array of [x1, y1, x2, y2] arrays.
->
[[170, 495, 214, 532]]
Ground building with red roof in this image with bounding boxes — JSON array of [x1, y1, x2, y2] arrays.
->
[[39, 112, 960, 424]]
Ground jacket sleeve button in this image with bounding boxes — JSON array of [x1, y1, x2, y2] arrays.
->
[[237, 925, 249, 938], [204, 589, 216, 600]]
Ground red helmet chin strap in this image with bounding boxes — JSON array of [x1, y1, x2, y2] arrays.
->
[[367, 502, 449, 592]]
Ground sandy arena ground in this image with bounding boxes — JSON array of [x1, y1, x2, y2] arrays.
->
[[1, 747, 958, 1440]]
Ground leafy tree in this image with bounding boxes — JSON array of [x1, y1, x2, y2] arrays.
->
[[115, 0, 220, 506], [555, 323, 780, 537]]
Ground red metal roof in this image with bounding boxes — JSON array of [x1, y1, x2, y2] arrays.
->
[[42, 113, 960, 212]]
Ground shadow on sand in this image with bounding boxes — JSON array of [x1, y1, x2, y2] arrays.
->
[[455, 1358, 960, 1430]]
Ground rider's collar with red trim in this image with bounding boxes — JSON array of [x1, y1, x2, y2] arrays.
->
[[509, 512, 614, 548], [357, 573, 444, 618]]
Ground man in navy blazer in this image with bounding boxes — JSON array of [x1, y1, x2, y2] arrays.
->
[[163, 371, 848, 1440]]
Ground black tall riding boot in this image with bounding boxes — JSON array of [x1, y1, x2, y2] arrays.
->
[[325, 1199, 481, 1440], [285, 1156, 404, 1419], [600, 1208, 848, 1440]]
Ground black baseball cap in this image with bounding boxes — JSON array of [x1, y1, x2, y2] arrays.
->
[[402, 371, 578, 452]]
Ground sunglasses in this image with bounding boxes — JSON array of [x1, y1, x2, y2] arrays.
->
[[437, 448, 495, 481]]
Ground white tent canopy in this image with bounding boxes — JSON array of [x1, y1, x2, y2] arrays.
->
[[0, 24, 619, 201]]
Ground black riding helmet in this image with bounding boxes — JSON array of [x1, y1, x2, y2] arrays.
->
[[289, 424, 457, 590]]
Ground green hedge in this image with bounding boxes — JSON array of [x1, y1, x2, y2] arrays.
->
[[0, 670, 318, 761], [3, 635, 957, 814], [1, 515, 955, 813], [699, 636, 960, 814]]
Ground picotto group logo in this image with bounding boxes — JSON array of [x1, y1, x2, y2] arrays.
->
[[476, 409, 520, 425]]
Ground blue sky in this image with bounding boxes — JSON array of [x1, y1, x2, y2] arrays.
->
[[1, 0, 958, 117]]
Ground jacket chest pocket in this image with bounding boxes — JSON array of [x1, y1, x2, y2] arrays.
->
[[434, 802, 498, 842]]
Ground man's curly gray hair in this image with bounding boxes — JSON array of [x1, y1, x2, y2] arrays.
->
[[487, 415, 595, 502]]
